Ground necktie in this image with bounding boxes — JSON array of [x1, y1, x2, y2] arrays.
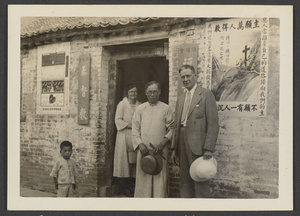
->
[[181, 91, 191, 125]]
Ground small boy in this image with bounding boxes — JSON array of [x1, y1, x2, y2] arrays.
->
[[50, 141, 77, 197]]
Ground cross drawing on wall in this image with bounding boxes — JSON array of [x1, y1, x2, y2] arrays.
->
[[243, 45, 250, 67]]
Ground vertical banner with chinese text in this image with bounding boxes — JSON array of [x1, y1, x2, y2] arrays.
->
[[77, 54, 90, 125], [175, 44, 198, 95], [205, 18, 269, 117]]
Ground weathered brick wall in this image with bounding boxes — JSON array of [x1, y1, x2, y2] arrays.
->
[[168, 19, 279, 198], [20, 24, 170, 197], [21, 18, 279, 198], [20, 38, 105, 197]]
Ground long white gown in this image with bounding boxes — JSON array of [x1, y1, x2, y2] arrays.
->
[[132, 101, 173, 197], [113, 97, 140, 178]]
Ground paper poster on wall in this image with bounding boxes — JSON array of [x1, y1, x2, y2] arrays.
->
[[40, 93, 64, 106], [203, 18, 269, 116], [36, 42, 70, 114]]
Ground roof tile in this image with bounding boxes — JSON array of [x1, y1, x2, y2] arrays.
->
[[21, 17, 159, 38]]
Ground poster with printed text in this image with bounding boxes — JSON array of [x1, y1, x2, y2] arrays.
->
[[203, 18, 269, 116], [36, 42, 70, 114]]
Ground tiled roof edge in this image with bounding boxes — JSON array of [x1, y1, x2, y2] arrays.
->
[[21, 17, 160, 38]]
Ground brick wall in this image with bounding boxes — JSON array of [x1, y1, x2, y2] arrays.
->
[[20, 39, 105, 197], [21, 18, 279, 198], [168, 19, 279, 198], [20, 27, 171, 197]]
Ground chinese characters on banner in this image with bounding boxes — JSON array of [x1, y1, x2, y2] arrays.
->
[[174, 44, 198, 95], [77, 54, 90, 125], [36, 42, 70, 114], [177, 43, 198, 69], [259, 18, 269, 117], [202, 18, 269, 116], [205, 24, 213, 90]]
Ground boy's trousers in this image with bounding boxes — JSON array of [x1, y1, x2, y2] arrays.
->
[[57, 184, 76, 197]]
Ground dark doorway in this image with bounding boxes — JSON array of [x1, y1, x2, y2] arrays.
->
[[116, 57, 169, 105]]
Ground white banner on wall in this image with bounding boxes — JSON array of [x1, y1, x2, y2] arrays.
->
[[203, 18, 269, 117]]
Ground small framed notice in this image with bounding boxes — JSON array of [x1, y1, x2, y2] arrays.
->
[[36, 42, 70, 114]]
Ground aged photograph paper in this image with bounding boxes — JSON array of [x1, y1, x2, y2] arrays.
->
[[8, 4, 293, 211]]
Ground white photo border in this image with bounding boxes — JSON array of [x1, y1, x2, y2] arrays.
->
[[8, 4, 293, 211]]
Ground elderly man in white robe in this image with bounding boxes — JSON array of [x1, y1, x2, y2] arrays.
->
[[132, 81, 173, 198]]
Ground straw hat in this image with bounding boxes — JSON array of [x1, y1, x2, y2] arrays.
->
[[189, 157, 217, 182], [141, 150, 163, 175]]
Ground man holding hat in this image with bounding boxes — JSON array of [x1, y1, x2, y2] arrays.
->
[[132, 81, 173, 198], [171, 65, 219, 198]]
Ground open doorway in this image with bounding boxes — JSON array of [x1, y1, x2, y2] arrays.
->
[[103, 40, 169, 197], [116, 57, 169, 105]]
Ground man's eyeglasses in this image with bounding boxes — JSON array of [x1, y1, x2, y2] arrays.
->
[[146, 90, 159, 96]]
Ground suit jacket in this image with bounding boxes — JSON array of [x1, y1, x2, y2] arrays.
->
[[171, 85, 219, 156]]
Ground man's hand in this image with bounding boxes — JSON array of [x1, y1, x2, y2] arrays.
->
[[153, 143, 164, 154], [138, 143, 148, 155], [72, 183, 77, 190], [153, 138, 169, 154], [169, 121, 177, 130], [203, 150, 213, 160], [171, 150, 179, 166]]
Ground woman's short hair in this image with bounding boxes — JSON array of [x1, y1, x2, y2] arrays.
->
[[126, 83, 138, 94], [178, 65, 196, 74]]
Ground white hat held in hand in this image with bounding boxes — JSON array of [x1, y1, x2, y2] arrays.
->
[[189, 156, 217, 182]]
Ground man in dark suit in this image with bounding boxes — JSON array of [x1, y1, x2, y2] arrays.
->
[[171, 65, 219, 198]]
